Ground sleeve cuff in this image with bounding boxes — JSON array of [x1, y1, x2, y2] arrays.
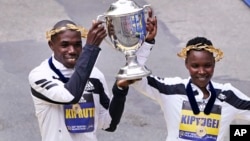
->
[[145, 39, 155, 44], [112, 83, 129, 97]]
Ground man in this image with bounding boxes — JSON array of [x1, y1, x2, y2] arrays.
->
[[28, 20, 128, 141], [29, 8, 157, 140], [117, 37, 250, 141]]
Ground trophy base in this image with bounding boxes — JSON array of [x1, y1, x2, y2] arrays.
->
[[116, 65, 151, 80]]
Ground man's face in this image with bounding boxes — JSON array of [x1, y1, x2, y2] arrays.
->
[[49, 30, 82, 68], [185, 50, 215, 88]]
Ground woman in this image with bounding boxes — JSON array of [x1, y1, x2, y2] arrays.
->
[[117, 37, 250, 141]]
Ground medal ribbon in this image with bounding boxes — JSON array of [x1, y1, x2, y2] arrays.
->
[[48, 57, 69, 83], [186, 80, 216, 115]]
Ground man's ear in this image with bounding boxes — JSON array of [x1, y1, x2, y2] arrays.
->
[[48, 41, 54, 51]]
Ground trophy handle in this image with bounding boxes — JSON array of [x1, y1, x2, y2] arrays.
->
[[97, 15, 118, 49], [97, 14, 106, 23], [143, 4, 152, 14]]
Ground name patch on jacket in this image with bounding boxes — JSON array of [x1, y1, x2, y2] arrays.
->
[[179, 101, 221, 141], [64, 92, 95, 133]]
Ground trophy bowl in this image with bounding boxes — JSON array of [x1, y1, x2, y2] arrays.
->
[[97, 0, 151, 80]]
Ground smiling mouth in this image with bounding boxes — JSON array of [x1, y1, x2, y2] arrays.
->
[[67, 58, 76, 61], [64, 57, 78, 64], [65, 55, 78, 60], [198, 77, 206, 80], [196, 76, 209, 82]]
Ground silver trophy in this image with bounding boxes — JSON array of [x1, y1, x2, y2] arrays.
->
[[97, 0, 151, 80]]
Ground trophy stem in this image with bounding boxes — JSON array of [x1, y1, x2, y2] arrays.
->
[[116, 50, 151, 80]]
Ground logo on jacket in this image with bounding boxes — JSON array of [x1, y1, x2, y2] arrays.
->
[[218, 93, 227, 101], [85, 81, 95, 91]]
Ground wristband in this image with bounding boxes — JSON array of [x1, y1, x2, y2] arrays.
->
[[145, 39, 155, 44], [117, 86, 124, 90]]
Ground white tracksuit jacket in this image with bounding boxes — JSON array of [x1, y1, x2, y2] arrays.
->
[[29, 43, 153, 141], [133, 46, 250, 141]]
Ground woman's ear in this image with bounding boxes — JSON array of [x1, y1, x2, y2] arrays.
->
[[185, 59, 189, 69]]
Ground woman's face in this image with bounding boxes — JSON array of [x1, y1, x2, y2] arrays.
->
[[185, 50, 215, 88]]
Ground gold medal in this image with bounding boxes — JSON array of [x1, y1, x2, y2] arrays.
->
[[196, 118, 206, 137], [72, 104, 81, 114]]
